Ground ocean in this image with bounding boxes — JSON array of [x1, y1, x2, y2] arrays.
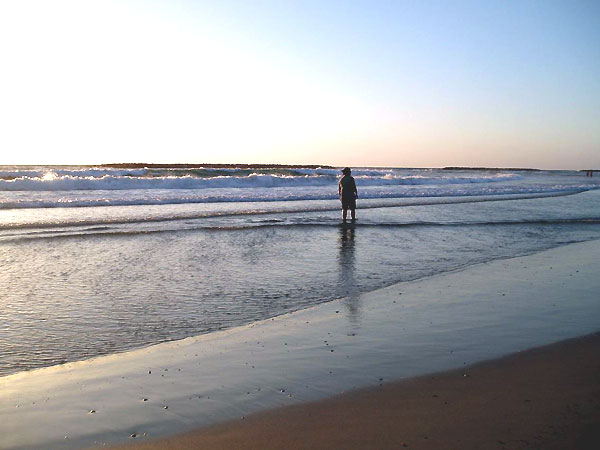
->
[[1, 165, 599, 377]]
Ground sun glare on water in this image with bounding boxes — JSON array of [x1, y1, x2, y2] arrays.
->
[[41, 171, 58, 182]]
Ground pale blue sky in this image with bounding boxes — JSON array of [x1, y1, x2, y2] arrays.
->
[[1, 0, 598, 168]]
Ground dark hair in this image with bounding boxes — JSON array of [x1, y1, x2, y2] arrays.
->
[[342, 167, 351, 174]]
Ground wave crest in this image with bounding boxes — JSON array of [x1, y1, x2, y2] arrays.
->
[[0, 170, 521, 192]]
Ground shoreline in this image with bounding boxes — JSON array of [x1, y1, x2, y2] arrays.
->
[[1, 239, 599, 449], [114, 332, 600, 450]]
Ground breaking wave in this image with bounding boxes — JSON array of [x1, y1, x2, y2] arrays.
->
[[0, 167, 521, 192]]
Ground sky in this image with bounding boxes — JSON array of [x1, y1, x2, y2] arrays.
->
[[0, 0, 598, 168]]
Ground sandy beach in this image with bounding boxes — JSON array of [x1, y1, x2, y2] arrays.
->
[[2, 0, 600, 445], [3, 0, 599, 446], [115, 332, 600, 450], [1, 239, 599, 449]]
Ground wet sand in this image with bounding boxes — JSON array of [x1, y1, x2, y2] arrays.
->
[[116, 333, 600, 450], [2, 240, 600, 449]]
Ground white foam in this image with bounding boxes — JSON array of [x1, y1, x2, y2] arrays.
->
[[1, 167, 598, 211], [0, 167, 148, 180], [0, 172, 524, 192]]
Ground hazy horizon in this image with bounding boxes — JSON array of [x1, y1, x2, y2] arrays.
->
[[1, 162, 597, 171]]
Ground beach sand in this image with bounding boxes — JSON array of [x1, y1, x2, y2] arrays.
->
[[2, 240, 600, 449], [115, 333, 600, 450]]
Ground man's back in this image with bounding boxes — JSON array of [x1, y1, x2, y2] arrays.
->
[[339, 175, 356, 199]]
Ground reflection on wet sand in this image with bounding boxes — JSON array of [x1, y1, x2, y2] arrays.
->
[[338, 224, 361, 327]]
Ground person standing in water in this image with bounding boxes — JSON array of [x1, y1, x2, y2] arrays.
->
[[338, 167, 358, 222]]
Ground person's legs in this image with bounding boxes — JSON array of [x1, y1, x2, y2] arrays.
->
[[342, 207, 348, 221], [350, 208, 355, 221]]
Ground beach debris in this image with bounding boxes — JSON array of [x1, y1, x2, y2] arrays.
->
[[142, 398, 148, 402], [88, 409, 96, 414], [462, 373, 470, 377], [148, 370, 151, 374], [335, 310, 340, 313], [163, 405, 168, 409], [130, 433, 137, 438]]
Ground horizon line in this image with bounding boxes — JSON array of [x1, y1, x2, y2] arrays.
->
[[1, 163, 598, 172]]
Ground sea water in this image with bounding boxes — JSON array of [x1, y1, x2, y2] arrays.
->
[[1, 166, 599, 377]]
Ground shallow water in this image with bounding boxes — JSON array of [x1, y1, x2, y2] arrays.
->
[[2, 240, 599, 450], [1, 187, 599, 377]]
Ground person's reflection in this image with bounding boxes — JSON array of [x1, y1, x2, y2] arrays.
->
[[338, 224, 361, 327]]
